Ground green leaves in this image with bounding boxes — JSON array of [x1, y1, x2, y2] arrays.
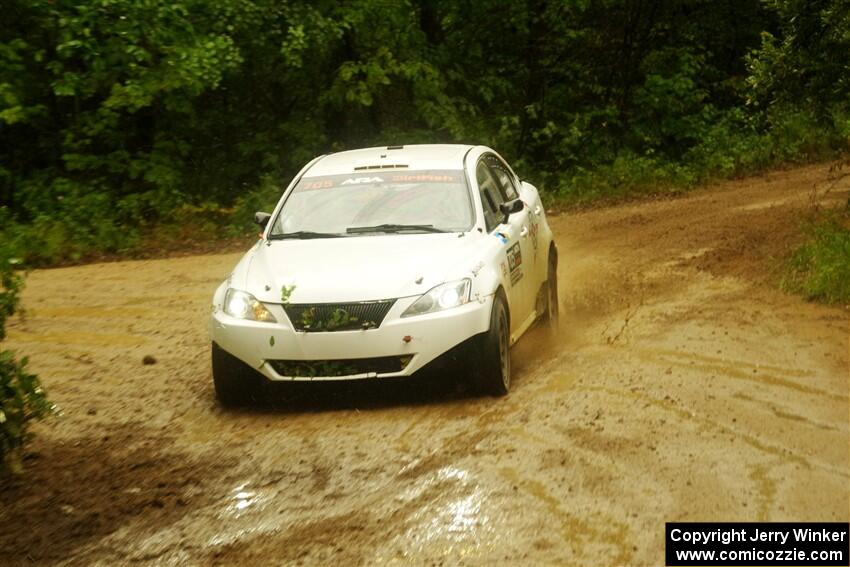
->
[[0, 256, 23, 342], [1, 0, 848, 267], [746, 0, 850, 119], [0, 350, 52, 474], [0, 253, 52, 474], [280, 284, 296, 305]]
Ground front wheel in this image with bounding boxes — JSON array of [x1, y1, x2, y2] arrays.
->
[[472, 294, 511, 396], [211, 342, 264, 406], [542, 250, 559, 328]]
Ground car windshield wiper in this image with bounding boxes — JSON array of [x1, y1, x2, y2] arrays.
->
[[268, 231, 344, 240], [346, 223, 447, 234]]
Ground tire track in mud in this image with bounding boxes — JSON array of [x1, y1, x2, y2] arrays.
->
[[0, 162, 848, 566]]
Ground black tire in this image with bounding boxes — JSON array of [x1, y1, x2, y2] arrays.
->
[[473, 293, 511, 396], [542, 249, 559, 328], [211, 342, 264, 406]]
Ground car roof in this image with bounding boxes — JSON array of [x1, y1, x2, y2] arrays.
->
[[304, 144, 474, 177]]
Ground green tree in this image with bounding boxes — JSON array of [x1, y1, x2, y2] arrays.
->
[[1, 0, 846, 263], [0, 254, 51, 474]]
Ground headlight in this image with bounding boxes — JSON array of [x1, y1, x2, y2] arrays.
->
[[402, 279, 471, 318], [223, 289, 277, 323]]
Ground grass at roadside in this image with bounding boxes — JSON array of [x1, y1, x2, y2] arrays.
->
[[783, 210, 850, 305]]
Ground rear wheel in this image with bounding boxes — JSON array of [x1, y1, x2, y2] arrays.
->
[[542, 249, 559, 328], [473, 293, 511, 396], [211, 342, 264, 406]]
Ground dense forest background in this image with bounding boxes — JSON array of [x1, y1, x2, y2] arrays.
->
[[1, 0, 849, 264]]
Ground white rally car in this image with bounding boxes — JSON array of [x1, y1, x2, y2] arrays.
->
[[209, 144, 558, 404]]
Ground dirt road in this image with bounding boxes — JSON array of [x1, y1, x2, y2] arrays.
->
[[2, 163, 848, 566]]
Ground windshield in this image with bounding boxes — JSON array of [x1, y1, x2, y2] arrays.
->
[[269, 170, 473, 237]]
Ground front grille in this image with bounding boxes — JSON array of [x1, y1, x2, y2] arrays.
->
[[283, 300, 395, 332], [270, 356, 412, 378]]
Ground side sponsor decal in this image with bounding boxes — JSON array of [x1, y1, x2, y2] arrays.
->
[[529, 219, 539, 251], [506, 242, 523, 286]]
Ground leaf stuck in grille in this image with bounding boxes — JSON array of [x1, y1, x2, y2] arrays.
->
[[283, 300, 395, 332]]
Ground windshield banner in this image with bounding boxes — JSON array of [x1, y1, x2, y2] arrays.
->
[[296, 170, 465, 192]]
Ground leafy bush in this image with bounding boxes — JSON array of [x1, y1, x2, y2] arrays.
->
[[0, 0, 848, 268], [542, 103, 844, 209], [0, 254, 51, 473], [226, 175, 287, 236], [784, 212, 850, 304]]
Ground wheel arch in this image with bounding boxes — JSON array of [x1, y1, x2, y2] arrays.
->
[[493, 284, 510, 327]]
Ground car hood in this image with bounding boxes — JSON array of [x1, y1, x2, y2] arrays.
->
[[236, 233, 485, 304]]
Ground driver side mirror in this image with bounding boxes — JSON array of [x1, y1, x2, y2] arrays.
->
[[254, 211, 271, 229], [499, 198, 524, 223]]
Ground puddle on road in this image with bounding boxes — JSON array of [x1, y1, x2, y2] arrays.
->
[[208, 482, 279, 548], [228, 484, 261, 516], [385, 465, 496, 562]]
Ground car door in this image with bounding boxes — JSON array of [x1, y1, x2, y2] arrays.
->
[[484, 154, 546, 290], [475, 157, 534, 334]]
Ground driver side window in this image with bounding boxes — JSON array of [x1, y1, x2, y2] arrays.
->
[[484, 155, 519, 201], [476, 161, 505, 232]]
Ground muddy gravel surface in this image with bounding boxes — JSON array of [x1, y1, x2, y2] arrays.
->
[[1, 163, 848, 566]]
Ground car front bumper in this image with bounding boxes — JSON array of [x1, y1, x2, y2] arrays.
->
[[209, 294, 494, 381]]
